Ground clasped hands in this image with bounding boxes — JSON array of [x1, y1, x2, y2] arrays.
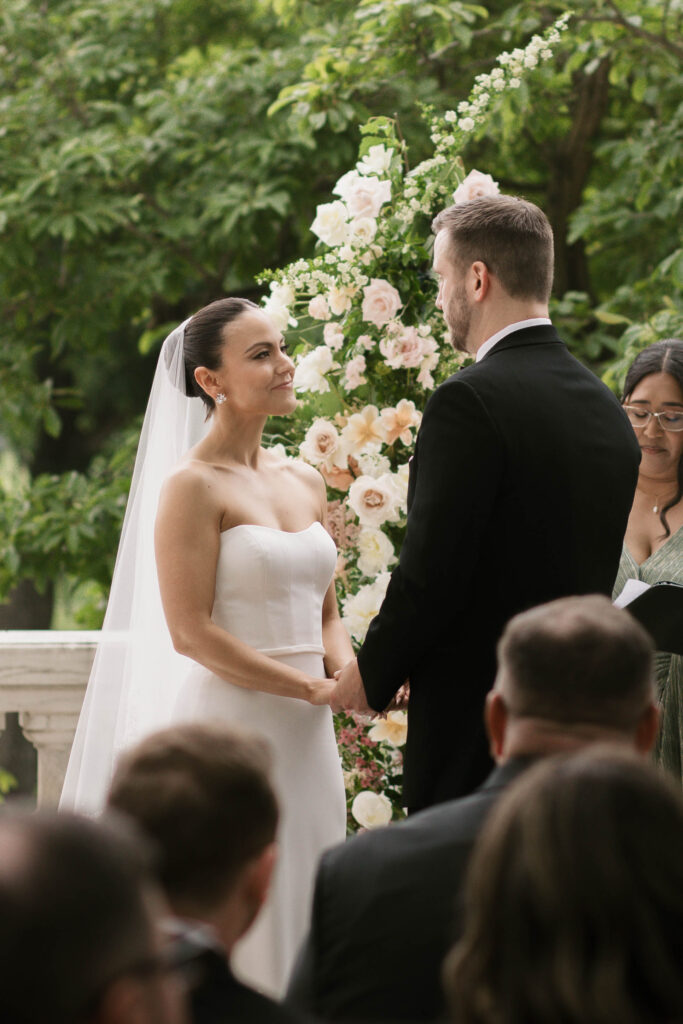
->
[[325, 658, 409, 718]]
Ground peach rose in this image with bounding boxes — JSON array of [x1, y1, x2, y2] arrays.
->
[[380, 399, 422, 445]]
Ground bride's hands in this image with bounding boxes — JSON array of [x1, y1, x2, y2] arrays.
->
[[307, 677, 338, 706]]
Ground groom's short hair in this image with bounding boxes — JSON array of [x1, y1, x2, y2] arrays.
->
[[496, 595, 654, 730], [108, 723, 278, 913], [432, 195, 554, 303]]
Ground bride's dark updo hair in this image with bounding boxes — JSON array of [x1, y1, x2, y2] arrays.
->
[[183, 297, 259, 413]]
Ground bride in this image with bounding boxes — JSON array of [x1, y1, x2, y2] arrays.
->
[[61, 297, 351, 995]]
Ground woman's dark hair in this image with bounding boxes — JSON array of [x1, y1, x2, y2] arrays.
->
[[445, 747, 683, 1024], [622, 338, 683, 537], [183, 297, 259, 413]]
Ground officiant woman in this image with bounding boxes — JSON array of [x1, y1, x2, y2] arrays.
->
[[613, 338, 683, 780]]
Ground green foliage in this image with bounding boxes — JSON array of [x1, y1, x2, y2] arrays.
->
[[0, 768, 18, 804], [0, 0, 681, 630]]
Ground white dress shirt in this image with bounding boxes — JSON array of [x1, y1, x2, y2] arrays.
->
[[475, 318, 552, 362]]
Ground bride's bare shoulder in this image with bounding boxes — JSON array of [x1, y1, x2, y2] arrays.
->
[[158, 458, 225, 517]]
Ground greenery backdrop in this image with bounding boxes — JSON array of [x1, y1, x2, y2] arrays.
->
[[1, 0, 681, 630]]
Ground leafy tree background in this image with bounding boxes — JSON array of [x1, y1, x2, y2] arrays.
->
[[0, 0, 681, 630]]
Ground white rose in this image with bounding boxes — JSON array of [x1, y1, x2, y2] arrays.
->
[[323, 322, 345, 351], [351, 791, 393, 829], [357, 527, 396, 577], [308, 295, 331, 321], [299, 418, 348, 469], [262, 296, 291, 332], [333, 171, 391, 219], [342, 573, 391, 642], [293, 345, 335, 394], [361, 279, 403, 327], [368, 710, 408, 747], [347, 475, 400, 528], [391, 462, 410, 511], [269, 281, 295, 306], [452, 169, 500, 204], [356, 144, 394, 176], [350, 217, 378, 245], [354, 451, 392, 478], [311, 200, 350, 247], [328, 285, 355, 316]]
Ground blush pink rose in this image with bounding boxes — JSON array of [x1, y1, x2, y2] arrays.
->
[[379, 325, 424, 369], [452, 169, 499, 204], [361, 279, 403, 327]]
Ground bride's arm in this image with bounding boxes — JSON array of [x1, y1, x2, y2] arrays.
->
[[155, 467, 333, 705], [318, 477, 355, 677]]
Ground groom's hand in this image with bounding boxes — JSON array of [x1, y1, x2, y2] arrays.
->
[[330, 658, 372, 715]]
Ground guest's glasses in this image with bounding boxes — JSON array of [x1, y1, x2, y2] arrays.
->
[[623, 405, 683, 432]]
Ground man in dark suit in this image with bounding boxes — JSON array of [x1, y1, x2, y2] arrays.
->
[[332, 195, 641, 811], [289, 596, 659, 1022], [107, 722, 308, 1024]]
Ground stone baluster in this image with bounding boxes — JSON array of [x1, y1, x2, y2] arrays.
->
[[0, 631, 97, 806]]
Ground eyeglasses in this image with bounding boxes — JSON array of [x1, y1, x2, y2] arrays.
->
[[623, 405, 683, 432]]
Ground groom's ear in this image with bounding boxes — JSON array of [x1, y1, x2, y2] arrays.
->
[[484, 688, 508, 761], [470, 260, 490, 302]]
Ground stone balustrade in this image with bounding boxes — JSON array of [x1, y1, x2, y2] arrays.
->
[[0, 631, 97, 806]]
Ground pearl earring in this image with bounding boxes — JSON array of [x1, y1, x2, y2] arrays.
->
[[215, 393, 227, 406]]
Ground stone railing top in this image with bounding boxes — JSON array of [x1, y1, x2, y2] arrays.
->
[[0, 630, 101, 646]]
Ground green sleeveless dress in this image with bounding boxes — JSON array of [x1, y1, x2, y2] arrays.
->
[[613, 526, 683, 782]]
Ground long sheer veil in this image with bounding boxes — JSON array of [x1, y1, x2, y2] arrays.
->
[[60, 320, 210, 813]]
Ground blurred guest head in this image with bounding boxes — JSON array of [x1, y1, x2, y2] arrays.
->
[[621, 338, 683, 537], [445, 747, 683, 1024], [0, 809, 186, 1024], [107, 723, 278, 955], [486, 594, 658, 760]]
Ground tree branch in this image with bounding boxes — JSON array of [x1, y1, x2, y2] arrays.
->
[[574, 7, 683, 61]]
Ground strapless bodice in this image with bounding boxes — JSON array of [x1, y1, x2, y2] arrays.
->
[[212, 521, 337, 656]]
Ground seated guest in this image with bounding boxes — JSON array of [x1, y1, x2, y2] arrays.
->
[[287, 596, 658, 1022], [613, 338, 683, 780], [0, 810, 186, 1024], [445, 747, 683, 1024], [107, 722, 309, 1024]]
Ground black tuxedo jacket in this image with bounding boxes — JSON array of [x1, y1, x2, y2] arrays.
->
[[357, 325, 640, 809], [287, 759, 531, 1023], [171, 927, 310, 1024]]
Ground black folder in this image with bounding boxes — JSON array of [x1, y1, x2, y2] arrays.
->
[[622, 581, 683, 656]]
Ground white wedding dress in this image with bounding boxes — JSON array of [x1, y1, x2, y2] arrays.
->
[[171, 520, 347, 996]]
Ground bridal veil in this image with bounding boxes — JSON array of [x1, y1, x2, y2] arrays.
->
[[60, 320, 210, 813]]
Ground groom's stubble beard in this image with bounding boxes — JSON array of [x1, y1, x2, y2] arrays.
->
[[444, 278, 472, 354]]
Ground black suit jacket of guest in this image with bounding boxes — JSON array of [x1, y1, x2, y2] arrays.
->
[[357, 325, 641, 810], [287, 759, 532, 1023], [179, 940, 310, 1024]]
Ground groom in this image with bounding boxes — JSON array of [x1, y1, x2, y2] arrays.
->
[[331, 194, 641, 812]]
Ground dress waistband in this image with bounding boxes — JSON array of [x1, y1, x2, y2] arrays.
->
[[256, 643, 326, 657]]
